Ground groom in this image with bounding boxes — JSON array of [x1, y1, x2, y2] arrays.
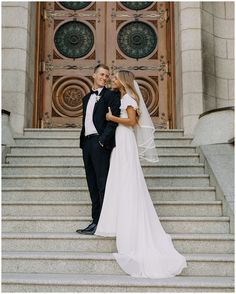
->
[[76, 64, 120, 235]]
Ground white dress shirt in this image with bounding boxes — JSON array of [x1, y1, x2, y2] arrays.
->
[[85, 88, 103, 136]]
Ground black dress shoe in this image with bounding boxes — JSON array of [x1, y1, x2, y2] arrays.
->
[[76, 223, 97, 235]]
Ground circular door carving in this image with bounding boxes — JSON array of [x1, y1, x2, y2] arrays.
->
[[59, 2, 91, 10], [52, 76, 91, 117], [121, 2, 153, 10], [136, 77, 159, 116], [117, 21, 157, 59], [54, 21, 94, 58]]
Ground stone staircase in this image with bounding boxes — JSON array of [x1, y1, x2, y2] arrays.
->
[[2, 128, 234, 292]]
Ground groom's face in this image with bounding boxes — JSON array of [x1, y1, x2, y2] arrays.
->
[[93, 68, 110, 89]]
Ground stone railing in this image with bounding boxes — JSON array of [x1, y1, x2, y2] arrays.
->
[[191, 106, 234, 146]]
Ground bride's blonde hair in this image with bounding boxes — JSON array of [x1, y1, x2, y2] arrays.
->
[[116, 70, 140, 105]]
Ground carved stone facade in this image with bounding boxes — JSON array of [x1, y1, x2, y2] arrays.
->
[[2, 2, 234, 136]]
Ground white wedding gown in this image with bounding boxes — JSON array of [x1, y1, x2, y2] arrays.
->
[[95, 94, 187, 278]]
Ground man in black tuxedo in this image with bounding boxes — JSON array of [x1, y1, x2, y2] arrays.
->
[[76, 64, 120, 235]]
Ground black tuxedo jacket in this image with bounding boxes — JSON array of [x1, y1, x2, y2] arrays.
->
[[80, 87, 121, 150]]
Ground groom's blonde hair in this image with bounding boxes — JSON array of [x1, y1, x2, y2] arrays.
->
[[116, 70, 140, 105]]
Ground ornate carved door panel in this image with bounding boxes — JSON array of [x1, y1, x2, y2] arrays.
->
[[36, 2, 175, 128], [107, 2, 170, 127], [39, 2, 105, 127]]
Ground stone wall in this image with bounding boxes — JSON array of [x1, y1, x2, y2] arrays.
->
[[2, 2, 36, 135], [201, 2, 234, 111], [174, 2, 234, 135]]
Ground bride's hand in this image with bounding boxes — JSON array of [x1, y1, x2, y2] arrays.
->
[[106, 107, 113, 121]]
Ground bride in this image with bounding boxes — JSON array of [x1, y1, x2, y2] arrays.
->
[[95, 70, 187, 279]]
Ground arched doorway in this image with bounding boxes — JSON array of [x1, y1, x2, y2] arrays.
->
[[34, 2, 176, 128]]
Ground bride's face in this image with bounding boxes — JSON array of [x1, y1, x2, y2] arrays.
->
[[112, 75, 123, 90]]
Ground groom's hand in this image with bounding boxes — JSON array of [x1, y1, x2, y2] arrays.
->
[[106, 107, 113, 121]]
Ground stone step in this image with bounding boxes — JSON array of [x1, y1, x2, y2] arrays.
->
[[9, 145, 197, 155], [3, 128, 233, 292], [23, 128, 185, 138], [22, 129, 80, 138], [2, 174, 210, 188], [2, 273, 234, 292], [2, 216, 230, 234], [13, 137, 192, 146], [2, 163, 204, 175], [2, 251, 234, 277], [2, 187, 216, 202], [156, 137, 193, 146], [2, 201, 222, 217], [2, 232, 234, 254], [5, 154, 200, 164]]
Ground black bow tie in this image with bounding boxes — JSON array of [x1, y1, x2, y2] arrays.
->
[[90, 90, 99, 96]]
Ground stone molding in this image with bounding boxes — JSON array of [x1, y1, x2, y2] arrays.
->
[[191, 107, 234, 146]]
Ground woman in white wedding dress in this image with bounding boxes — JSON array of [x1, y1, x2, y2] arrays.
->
[[95, 70, 187, 278]]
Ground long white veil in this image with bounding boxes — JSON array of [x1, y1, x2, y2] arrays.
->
[[133, 80, 159, 163]]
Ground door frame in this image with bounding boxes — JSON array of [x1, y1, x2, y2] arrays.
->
[[33, 2, 176, 128]]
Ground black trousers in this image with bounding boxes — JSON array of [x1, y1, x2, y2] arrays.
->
[[82, 135, 111, 224]]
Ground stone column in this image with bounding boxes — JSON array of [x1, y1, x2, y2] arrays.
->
[[175, 2, 204, 136], [201, 2, 216, 111], [213, 2, 234, 108], [2, 2, 36, 135], [201, 2, 234, 111]]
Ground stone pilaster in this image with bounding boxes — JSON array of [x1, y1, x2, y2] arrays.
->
[[175, 2, 204, 136], [201, 2, 234, 110], [2, 2, 36, 135]]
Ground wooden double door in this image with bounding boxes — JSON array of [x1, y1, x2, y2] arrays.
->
[[35, 2, 175, 128]]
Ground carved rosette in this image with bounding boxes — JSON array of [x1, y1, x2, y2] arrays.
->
[[52, 76, 92, 117], [117, 21, 157, 59], [63, 88, 82, 107], [54, 21, 94, 58]]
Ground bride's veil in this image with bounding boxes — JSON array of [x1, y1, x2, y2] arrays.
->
[[133, 80, 159, 163]]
